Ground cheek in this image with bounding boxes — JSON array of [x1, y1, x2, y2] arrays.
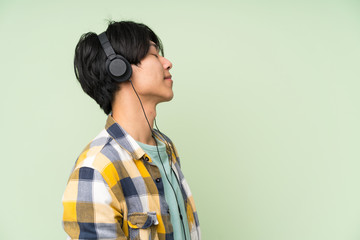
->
[[148, 64, 164, 81], [131, 61, 164, 87]]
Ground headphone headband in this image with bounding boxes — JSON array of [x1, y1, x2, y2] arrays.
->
[[98, 32, 117, 60]]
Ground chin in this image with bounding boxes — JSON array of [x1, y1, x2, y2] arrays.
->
[[164, 95, 174, 102], [167, 91, 174, 101], [159, 92, 174, 103]]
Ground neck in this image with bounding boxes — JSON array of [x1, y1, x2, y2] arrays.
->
[[111, 85, 158, 146]]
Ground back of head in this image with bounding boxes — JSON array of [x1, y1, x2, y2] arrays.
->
[[74, 21, 164, 115]]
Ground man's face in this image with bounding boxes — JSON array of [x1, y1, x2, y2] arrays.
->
[[130, 41, 173, 104]]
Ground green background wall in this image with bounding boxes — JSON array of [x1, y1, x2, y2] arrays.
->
[[1, 0, 359, 239]]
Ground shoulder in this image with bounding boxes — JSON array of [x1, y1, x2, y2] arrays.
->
[[71, 128, 131, 182], [73, 129, 111, 169]]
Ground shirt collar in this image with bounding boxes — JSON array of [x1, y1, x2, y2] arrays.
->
[[105, 114, 146, 160]]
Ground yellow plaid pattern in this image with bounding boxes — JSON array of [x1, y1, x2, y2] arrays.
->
[[62, 115, 201, 240]]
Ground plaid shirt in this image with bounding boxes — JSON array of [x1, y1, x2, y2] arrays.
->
[[62, 115, 201, 240]]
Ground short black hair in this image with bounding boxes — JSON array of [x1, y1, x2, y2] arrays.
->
[[74, 21, 164, 115]]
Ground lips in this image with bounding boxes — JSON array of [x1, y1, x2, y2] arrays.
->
[[164, 74, 172, 80]]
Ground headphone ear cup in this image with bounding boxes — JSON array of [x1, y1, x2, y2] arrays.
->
[[106, 55, 133, 83]]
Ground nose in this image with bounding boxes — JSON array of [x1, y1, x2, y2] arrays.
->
[[162, 56, 173, 70]]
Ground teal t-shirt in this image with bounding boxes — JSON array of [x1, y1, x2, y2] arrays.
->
[[137, 139, 191, 240]]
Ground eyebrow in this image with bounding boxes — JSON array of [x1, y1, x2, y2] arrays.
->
[[150, 43, 159, 52]]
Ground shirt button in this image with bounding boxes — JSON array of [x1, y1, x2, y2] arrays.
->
[[156, 178, 161, 182], [144, 156, 149, 161]]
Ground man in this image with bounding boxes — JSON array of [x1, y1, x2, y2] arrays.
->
[[62, 21, 201, 240]]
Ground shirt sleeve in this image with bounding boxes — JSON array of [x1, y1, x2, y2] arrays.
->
[[62, 166, 126, 240]]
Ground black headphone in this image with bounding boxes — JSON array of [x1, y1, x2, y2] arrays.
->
[[98, 32, 132, 83]]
